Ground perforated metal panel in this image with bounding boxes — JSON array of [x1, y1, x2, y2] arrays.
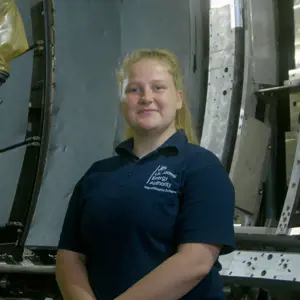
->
[[0, 0, 33, 226], [201, 4, 243, 170]]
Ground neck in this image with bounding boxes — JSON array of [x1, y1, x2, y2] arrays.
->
[[133, 126, 177, 158]]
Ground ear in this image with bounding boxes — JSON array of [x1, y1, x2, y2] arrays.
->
[[176, 89, 183, 110]]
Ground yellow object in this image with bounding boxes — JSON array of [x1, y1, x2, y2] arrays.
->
[[0, 0, 29, 75]]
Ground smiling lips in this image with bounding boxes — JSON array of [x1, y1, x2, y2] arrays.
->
[[138, 109, 158, 115]]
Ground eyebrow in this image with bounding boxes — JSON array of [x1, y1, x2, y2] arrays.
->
[[127, 79, 167, 85]]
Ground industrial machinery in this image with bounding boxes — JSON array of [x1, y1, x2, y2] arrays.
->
[[0, 0, 299, 299]]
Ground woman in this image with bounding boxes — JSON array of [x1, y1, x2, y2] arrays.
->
[[56, 49, 235, 300]]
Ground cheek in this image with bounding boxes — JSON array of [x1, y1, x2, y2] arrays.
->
[[127, 98, 136, 107], [160, 99, 177, 116], [122, 98, 136, 118], [124, 96, 138, 108]]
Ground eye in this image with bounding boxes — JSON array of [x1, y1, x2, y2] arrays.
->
[[126, 86, 141, 94], [153, 85, 165, 92]]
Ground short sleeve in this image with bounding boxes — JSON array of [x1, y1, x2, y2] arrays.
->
[[175, 160, 236, 255], [57, 178, 86, 254]]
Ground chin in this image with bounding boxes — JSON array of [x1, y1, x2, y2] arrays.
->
[[133, 123, 160, 134], [140, 125, 159, 132], [133, 119, 157, 128]]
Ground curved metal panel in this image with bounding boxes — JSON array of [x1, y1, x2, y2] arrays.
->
[[0, 0, 33, 226], [201, 4, 244, 170], [25, 0, 122, 247], [25, 0, 207, 248]]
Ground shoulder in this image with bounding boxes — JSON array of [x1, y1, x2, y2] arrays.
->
[[77, 155, 121, 187], [182, 143, 233, 188], [181, 143, 234, 201], [86, 155, 122, 175], [184, 143, 223, 172]]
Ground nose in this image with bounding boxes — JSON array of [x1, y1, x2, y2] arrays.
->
[[140, 87, 153, 103]]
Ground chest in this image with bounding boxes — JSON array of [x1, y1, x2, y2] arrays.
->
[[80, 159, 185, 240]]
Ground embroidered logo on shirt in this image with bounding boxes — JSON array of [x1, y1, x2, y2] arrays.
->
[[144, 165, 177, 194]]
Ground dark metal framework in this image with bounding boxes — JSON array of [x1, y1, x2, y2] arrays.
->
[[0, 0, 55, 262]]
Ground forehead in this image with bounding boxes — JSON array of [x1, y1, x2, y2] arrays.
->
[[128, 59, 172, 82]]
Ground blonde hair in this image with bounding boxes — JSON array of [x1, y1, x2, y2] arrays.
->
[[117, 48, 198, 144]]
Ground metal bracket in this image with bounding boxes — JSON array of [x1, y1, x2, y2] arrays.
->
[[255, 78, 300, 99], [234, 226, 300, 251], [0, 71, 9, 87], [252, 69, 300, 235], [276, 131, 300, 234], [0, 222, 24, 245], [0, 136, 41, 153]]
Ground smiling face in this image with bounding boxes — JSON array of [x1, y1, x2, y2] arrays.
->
[[122, 59, 183, 136]]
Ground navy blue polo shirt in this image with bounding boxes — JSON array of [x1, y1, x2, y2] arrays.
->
[[58, 130, 235, 300]]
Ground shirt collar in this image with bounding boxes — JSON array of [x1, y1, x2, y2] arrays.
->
[[115, 129, 188, 157]]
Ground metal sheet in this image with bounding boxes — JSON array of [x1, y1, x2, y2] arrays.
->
[[0, 0, 33, 226], [201, 4, 243, 169], [120, 0, 190, 76], [230, 118, 271, 214], [25, 0, 122, 247], [250, 0, 278, 85], [115, 0, 191, 144], [114, 0, 207, 143]]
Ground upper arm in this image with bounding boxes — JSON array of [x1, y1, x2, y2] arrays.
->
[[177, 243, 221, 274], [175, 152, 236, 255], [56, 249, 86, 265], [56, 249, 86, 277], [57, 179, 86, 255]]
